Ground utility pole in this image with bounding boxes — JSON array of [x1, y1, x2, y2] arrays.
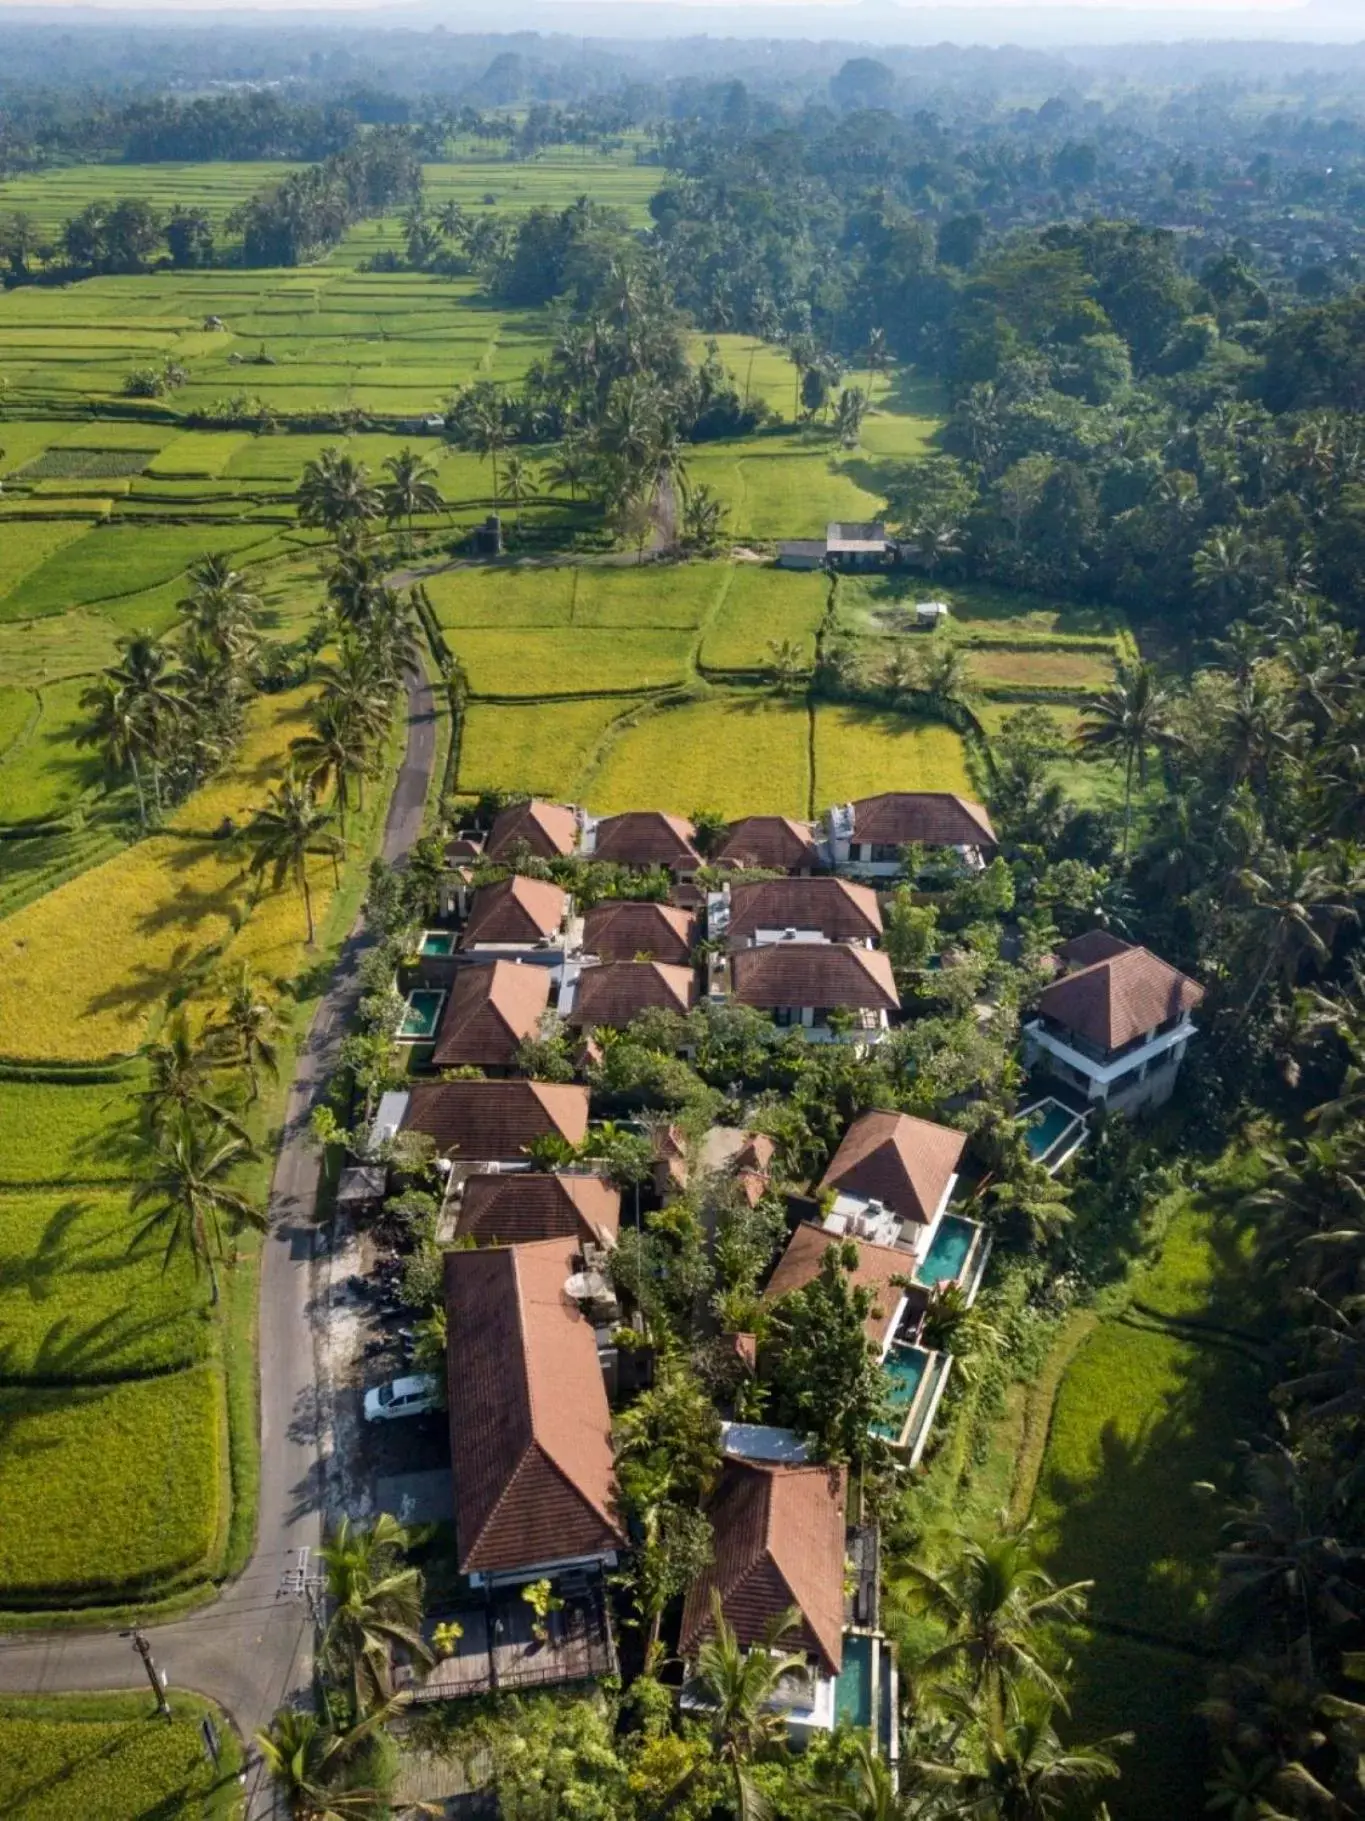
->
[[121, 1628, 171, 1720]]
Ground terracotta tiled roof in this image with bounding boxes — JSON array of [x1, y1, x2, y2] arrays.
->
[[445, 1239, 624, 1576], [731, 943, 898, 1013], [1036, 945, 1205, 1054], [457, 1172, 620, 1247], [734, 1134, 775, 1175], [764, 1222, 919, 1351], [431, 961, 551, 1068], [404, 1079, 589, 1160], [727, 878, 882, 946], [591, 812, 700, 870], [1057, 930, 1133, 971], [820, 1110, 966, 1227], [564, 960, 696, 1028], [848, 793, 997, 849], [715, 817, 820, 873], [461, 876, 568, 948], [679, 1459, 848, 1676], [581, 900, 696, 965], [443, 835, 484, 863], [485, 799, 579, 861]]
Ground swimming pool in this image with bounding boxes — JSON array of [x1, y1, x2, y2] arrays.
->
[[400, 989, 445, 1040], [419, 930, 455, 958], [1021, 1097, 1083, 1164], [876, 1344, 929, 1439], [917, 1213, 978, 1288], [835, 1632, 872, 1728]]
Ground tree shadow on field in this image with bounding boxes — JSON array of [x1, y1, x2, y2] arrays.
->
[[0, 1303, 206, 1386], [1033, 1321, 1268, 1649]]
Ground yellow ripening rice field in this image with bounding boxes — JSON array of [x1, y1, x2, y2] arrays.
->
[[812, 703, 973, 807]]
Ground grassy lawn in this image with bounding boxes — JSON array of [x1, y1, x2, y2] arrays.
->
[[699, 563, 828, 672], [457, 694, 650, 800], [585, 692, 812, 819], [812, 701, 973, 803], [0, 1365, 225, 1603], [0, 1689, 243, 1818]]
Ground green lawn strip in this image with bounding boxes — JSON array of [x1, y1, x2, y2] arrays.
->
[[0, 1688, 244, 1821], [0, 1186, 213, 1382]]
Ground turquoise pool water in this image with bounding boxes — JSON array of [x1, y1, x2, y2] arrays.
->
[[835, 1633, 872, 1728], [420, 930, 455, 957], [401, 989, 445, 1039], [1023, 1100, 1077, 1160], [918, 1214, 977, 1287], [876, 1345, 929, 1439]]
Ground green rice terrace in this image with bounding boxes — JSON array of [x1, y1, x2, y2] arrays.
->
[[0, 143, 1192, 1818]]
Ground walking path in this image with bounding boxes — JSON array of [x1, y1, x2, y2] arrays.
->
[[0, 667, 438, 1815]]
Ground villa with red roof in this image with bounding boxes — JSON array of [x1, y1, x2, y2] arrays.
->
[[1023, 935, 1205, 1114], [823, 792, 997, 876]]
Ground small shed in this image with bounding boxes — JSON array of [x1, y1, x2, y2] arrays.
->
[[776, 539, 827, 571], [826, 521, 892, 571], [915, 600, 951, 629], [337, 1163, 388, 1217]]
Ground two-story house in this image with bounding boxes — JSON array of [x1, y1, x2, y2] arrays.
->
[[1023, 935, 1205, 1115]]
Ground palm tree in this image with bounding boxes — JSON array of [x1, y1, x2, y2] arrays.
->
[[1073, 661, 1175, 858], [917, 636, 975, 711], [320, 1514, 435, 1716], [138, 1006, 250, 1139], [102, 632, 187, 815], [833, 386, 870, 449], [814, 1734, 907, 1820], [177, 555, 262, 663], [77, 676, 153, 826], [459, 400, 509, 503], [767, 638, 807, 694], [865, 326, 890, 389], [896, 1524, 1090, 1715], [211, 963, 282, 1102], [380, 448, 443, 540], [298, 449, 382, 541], [1235, 848, 1362, 1018], [683, 483, 726, 554], [691, 1594, 807, 1821], [500, 452, 531, 530], [246, 770, 346, 947], [542, 439, 589, 502], [130, 1115, 265, 1306], [256, 1702, 402, 1821], [435, 200, 466, 241], [918, 1687, 1127, 1819], [292, 695, 373, 836], [1194, 526, 1270, 623]]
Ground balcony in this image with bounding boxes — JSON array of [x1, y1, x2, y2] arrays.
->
[[400, 1575, 616, 1702]]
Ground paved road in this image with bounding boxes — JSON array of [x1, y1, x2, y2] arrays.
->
[[0, 667, 438, 1808]]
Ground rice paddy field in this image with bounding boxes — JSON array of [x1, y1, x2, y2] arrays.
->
[[0, 145, 1137, 1646], [0, 1690, 243, 1819]]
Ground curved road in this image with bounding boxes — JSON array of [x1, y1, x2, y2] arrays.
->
[[0, 668, 438, 1810]]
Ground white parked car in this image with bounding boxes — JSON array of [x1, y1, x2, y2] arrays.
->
[[363, 1374, 444, 1423]]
